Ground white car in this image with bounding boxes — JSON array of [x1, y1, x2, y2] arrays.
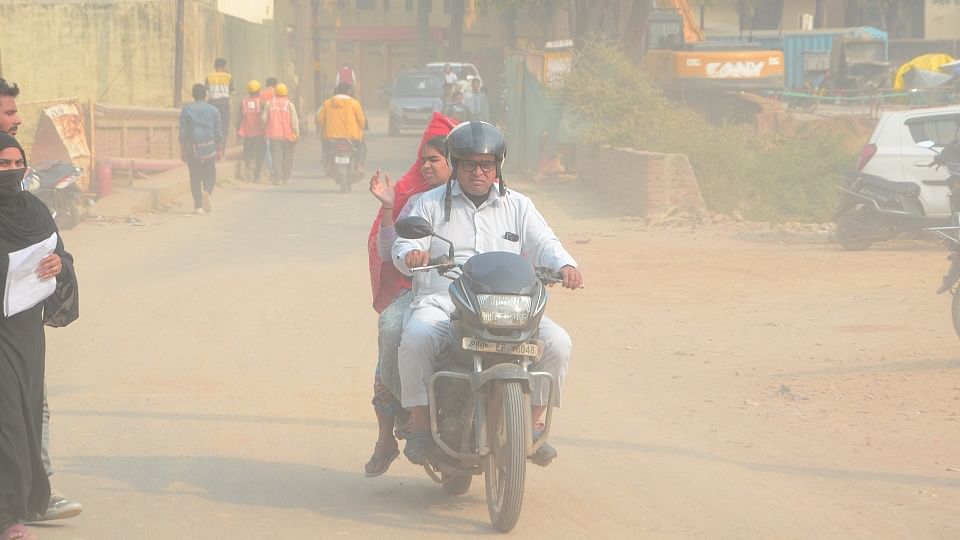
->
[[859, 105, 960, 218], [425, 62, 482, 92]]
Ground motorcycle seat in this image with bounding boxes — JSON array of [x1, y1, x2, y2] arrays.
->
[[859, 174, 920, 197]]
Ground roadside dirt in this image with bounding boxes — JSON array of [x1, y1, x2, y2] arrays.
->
[[516, 177, 960, 538], [38, 141, 960, 538]]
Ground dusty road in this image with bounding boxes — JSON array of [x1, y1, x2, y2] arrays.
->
[[35, 127, 960, 539]]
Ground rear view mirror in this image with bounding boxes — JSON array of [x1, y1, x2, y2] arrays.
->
[[396, 216, 434, 239], [918, 140, 937, 149]]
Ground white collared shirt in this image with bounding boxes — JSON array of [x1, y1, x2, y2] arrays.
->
[[392, 181, 577, 310]]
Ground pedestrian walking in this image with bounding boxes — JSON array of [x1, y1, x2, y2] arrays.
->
[[262, 83, 299, 184], [237, 80, 265, 183], [205, 58, 233, 153], [0, 133, 80, 540], [179, 83, 222, 213], [465, 77, 490, 122]]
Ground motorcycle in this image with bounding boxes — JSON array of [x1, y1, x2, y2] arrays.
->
[[921, 141, 960, 337], [394, 216, 562, 533], [833, 138, 960, 251], [325, 138, 362, 193], [22, 161, 84, 230]]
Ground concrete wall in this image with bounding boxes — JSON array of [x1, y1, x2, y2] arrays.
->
[[577, 145, 706, 217], [0, 0, 281, 109], [0, 0, 178, 106], [925, 2, 960, 40]]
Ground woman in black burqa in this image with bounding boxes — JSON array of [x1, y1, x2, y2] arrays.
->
[[0, 133, 78, 540]]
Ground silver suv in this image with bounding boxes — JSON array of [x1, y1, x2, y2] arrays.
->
[[859, 105, 960, 218]]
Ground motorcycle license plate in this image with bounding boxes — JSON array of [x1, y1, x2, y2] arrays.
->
[[461, 337, 539, 357], [334, 156, 351, 165]]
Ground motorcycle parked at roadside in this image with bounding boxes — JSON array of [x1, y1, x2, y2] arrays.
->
[[394, 216, 562, 533], [834, 139, 960, 251], [22, 161, 84, 230], [921, 140, 960, 337]]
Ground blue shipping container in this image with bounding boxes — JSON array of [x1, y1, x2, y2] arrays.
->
[[711, 27, 888, 89]]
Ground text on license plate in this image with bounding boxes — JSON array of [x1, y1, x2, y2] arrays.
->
[[334, 156, 351, 164], [462, 338, 539, 357]]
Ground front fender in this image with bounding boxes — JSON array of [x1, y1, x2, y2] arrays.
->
[[470, 363, 530, 394]]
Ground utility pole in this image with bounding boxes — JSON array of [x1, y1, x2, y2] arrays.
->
[[174, 0, 185, 107], [294, 0, 315, 116]]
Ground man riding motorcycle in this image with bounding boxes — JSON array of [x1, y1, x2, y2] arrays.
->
[[391, 121, 584, 467], [316, 83, 367, 172]]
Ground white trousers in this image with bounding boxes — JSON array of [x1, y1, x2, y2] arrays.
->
[[398, 305, 572, 408]]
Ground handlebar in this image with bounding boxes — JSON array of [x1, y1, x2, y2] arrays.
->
[[536, 267, 563, 285], [410, 256, 457, 273]]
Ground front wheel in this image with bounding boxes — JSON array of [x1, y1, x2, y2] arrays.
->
[[835, 211, 876, 251], [337, 167, 349, 193], [483, 381, 526, 533], [442, 472, 473, 495], [54, 197, 81, 230]]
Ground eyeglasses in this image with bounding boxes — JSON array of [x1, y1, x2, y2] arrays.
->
[[459, 160, 497, 173]]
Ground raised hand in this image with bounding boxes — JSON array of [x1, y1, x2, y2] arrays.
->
[[369, 169, 394, 209]]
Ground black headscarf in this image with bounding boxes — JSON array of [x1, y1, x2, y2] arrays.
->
[[0, 133, 57, 249]]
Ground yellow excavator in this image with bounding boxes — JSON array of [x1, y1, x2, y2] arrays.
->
[[642, 0, 785, 95]]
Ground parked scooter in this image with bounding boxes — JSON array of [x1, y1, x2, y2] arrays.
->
[[22, 161, 84, 230], [921, 140, 960, 337], [394, 216, 562, 533], [325, 138, 362, 193], [832, 140, 960, 250]]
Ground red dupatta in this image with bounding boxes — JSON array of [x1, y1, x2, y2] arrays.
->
[[367, 113, 458, 313]]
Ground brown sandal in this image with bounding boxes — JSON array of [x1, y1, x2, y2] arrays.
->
[[364, 439, 400, 478]]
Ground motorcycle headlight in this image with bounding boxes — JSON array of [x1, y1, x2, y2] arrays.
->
[[476, 294, 532, 328]]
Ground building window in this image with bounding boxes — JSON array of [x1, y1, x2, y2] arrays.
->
[[337, 0, 347, 8], [405, 0, 413, 10], [357, 0, 375, 9], [383, 0, 390, 10], [443, 0, 450, 13]]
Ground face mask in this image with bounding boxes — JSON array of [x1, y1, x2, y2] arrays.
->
[[0, 168, 26, 196]]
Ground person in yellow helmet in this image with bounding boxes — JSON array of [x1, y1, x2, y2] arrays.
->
[[317, 83, 368, 173], [236, 80, 265, 182], [261, 82, 300, 184]]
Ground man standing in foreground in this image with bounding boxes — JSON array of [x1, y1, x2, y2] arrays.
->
[[0, 77, 83, 525], [179, 83, 222, 213]]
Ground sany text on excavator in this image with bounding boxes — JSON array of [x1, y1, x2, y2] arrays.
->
[[642, 0, 785, 94]]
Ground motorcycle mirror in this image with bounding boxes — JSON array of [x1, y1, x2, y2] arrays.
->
[[917, 140, 937, 149], [395, 216, 434, 239]]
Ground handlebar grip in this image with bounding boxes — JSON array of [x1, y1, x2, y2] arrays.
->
[[535, 267, 563, 284]]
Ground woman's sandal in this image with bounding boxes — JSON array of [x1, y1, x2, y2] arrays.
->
[[364, 439, 400, 478], [1, 524, 36, 540]]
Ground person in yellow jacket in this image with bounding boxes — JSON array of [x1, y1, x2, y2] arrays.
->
[[316, 83, 367, 171]]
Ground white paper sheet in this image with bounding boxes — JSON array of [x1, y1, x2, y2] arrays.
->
[[4, 232, 58, 317]]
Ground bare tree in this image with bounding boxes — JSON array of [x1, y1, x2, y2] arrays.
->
[[449, 0, 466, 58], [418, 0, 431, 64]]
